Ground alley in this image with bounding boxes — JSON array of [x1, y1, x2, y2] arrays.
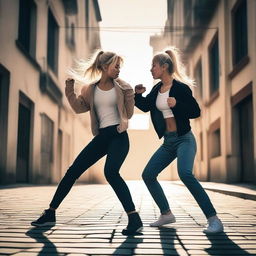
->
[[0, 181, 256, 255]]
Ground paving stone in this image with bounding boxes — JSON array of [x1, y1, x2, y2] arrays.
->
[[67, 254, 89, 256], [0, 247, 22, 255], [26, 247, 133, 254], [0, 181, 256, 255], [12, 253, 66, 256], [187, 249, 255, 255]]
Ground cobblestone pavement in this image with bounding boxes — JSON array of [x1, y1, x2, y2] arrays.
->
[[0, 181, 256, 255]]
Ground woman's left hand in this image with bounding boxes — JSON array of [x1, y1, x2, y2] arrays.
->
[[167, 97, 176, 108]]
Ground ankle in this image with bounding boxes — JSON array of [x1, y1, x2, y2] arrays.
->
[[127, 210, 137, 215], [48, 207, 56, 212], [161, 210, 173, 216], [207, 215, 218, 221]]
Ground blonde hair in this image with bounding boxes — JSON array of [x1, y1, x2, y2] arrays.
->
[[68, 50, 123, 84], [153, 46, 195, 87]]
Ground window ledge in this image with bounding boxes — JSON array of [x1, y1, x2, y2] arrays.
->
[[228, 55, 250, 80], [16, 40, 41, 71], [40, 71, 62, 105], [210, 155, 222, 159], [205, 90, 219, 107]]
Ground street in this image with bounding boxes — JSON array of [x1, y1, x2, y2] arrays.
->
[[0, 181, 256, 255]]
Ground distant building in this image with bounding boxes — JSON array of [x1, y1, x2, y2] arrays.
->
[[150, 0, 256, 184], [0, 0, 103, 184]]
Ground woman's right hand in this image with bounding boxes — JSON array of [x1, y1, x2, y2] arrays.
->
[[135, 84, 146, 94], [65, 78, 75, 87]]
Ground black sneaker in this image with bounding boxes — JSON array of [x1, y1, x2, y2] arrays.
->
[[122, 212, 143, 236], [31, 209, 56, 227]]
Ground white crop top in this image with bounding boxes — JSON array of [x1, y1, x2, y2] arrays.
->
[[94, 86, 120, 128], [156, 90, 174, 118]]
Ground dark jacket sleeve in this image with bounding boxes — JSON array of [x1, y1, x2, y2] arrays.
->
[[134, 93, 151, 112], [172, 84, 201, 119]]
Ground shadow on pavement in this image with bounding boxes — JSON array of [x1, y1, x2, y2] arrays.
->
[[26, 225, 58, 255], [206, 232, 251, 255], [159, 227, 179, 255], [112, 234, 143, 255]]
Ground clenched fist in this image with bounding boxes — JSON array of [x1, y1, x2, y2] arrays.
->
[[167, 97, 176, 108], [135, 84, 146, 94], [65, 78, 75, 87]]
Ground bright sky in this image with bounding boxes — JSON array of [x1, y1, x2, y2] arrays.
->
[[98, 0, 167, 89]]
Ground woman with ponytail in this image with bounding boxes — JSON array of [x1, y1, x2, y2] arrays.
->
[[135, 46, 223, 234], [31, 50, 143, 236]]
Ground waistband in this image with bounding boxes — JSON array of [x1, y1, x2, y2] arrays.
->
[[164, 130, 193, 137], [99, 124, 119, 131], [164, 131, 178, 136]]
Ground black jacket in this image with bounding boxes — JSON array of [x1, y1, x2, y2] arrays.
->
[[135, 80, 200, 138]]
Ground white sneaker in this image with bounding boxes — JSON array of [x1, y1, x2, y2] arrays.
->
[[150, 213, 176, 227], [203, 216, 224, 234]]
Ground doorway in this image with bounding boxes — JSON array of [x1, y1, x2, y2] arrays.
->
[[16, 92, 33, 183], [0, 64, 10, 183], [237, 95, 254, 183]]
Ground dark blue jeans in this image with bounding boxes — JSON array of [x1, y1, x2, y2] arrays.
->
[[142, 131, 216, 218], [50, 125, 135, 212]]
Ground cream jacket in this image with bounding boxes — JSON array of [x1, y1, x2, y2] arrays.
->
[[65, 78, 135, 136]]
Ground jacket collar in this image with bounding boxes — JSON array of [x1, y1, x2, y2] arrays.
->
[[152, 79, 179, 96]]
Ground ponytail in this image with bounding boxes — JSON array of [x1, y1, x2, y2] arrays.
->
[[84, 50, 104, 80], [154, 46, 195, 87]]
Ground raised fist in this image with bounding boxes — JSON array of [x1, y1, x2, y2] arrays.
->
[[135, 84, 146, 94], [167, 97, 176, 108], [65, 78, 75, 87]]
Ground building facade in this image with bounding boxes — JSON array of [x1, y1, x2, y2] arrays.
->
[[151, 0, 256, 184], [0, 0, 104, 184]]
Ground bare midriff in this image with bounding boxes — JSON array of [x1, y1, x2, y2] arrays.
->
[[165, 117, 177, 132]]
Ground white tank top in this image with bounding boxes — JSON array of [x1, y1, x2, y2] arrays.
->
[[156, 90, 174, 118], [94, 86, 120, 128]]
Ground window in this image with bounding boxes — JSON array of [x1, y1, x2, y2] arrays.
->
[[41, 114, 54, 183], [85, 0, 89, 41], [209, 34, 219, 95], [183, 1, 192, 26], [71, 23, 75, 46], [0, 65, 10, 183], [209, 118, 221, 158], [41, 114, 54, 163], [194, 58, 203, 99], [47, 9, 59, 74], [65, 17, 75, 49], [211, 129, 221, 158], [232, 0, 248, 66], [18, 0, 37, 58]]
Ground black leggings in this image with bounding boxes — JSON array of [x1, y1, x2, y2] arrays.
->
[[50, 125, 135, 212]]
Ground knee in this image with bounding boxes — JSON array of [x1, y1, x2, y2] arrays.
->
[[178, 170, 194, 183], [104, 169, 120, 183], [142, 170, 156, 183]]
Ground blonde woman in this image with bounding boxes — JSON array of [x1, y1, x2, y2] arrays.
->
[[135, 47, 223, 234], [31, 50, 143, 236]]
